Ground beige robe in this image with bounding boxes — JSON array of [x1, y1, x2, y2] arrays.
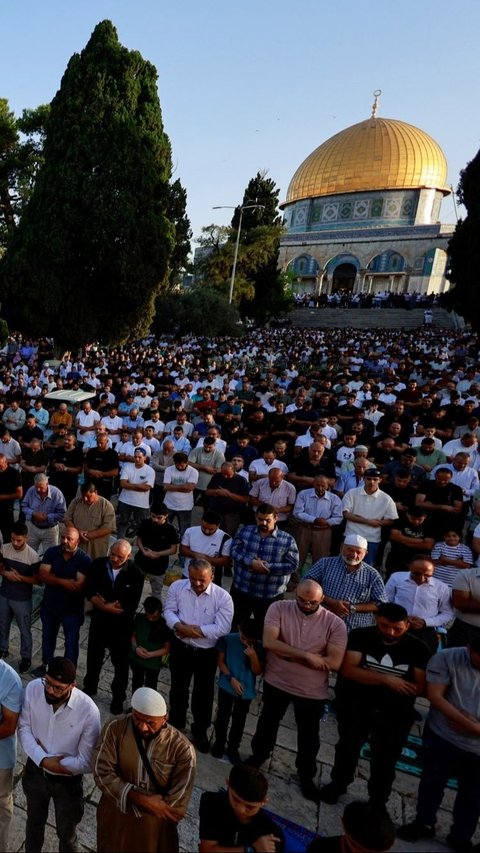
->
[[65, 495, 116, 559], [94, 716, 196, 853]]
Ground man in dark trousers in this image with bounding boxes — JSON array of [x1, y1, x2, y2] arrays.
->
[[0, 452, 23, 543], [318, 602, 429, 807], [83, 539, 144, 714]]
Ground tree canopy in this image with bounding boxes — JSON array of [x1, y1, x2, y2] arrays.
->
[[152, 286, 242, 337], [196, 171, 292, 320], [0, 20, 178, 350], [444, 148, 480, 329], [0, 100, 48, 249]]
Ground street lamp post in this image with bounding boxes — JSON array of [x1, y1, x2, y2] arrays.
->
[[213, 203, 264, 304]]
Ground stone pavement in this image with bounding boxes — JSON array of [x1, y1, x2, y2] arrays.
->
[[4, 571, 479, 851]]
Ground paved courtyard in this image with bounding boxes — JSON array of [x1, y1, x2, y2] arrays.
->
[[4, 570, 479, 853]]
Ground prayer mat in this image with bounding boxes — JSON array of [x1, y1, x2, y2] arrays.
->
[[360, 733, 458, 790], [263, 807, 317, 852]]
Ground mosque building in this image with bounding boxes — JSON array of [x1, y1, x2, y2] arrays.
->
[[278, 92, 455, 298]]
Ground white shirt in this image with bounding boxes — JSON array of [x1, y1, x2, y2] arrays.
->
[[119, 462, 155, 508], [181, 526, 232, 576], [249, 459, 288, 479], [385, 572, 454, 627], [76, 409, 100, 442], [164, 420, 194, 439], [100, 415, 124, 445], [143, 419, 166, 435], [18, 679, 101, 775], [296, 433, 331, 451], [164, 579, 233, 648], [410, 435, 443, 450], [196, 436, 227, 454], [163, 464, 198, 511], [143, 436, 161, 455], [341, 485, 399, 543]]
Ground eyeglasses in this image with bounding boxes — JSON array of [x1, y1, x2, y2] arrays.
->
[[42, 677, 70, 695], [297, 597, 322, 608]]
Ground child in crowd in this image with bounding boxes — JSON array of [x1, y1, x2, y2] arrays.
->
[[129, 596, 171, 692], [199, 764, 284, 853], [431, 529, 473, 587], [212, 618, 263, 764], [306, 799, 395, 852]]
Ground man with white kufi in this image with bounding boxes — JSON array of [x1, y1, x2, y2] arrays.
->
[[304, 533, 388, 631], [94, 687, 196, 853]]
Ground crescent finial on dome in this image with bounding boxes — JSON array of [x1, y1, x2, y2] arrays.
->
[[371, 89, 382, 118]]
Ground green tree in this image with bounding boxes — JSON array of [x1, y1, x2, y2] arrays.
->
[[0, 20, 174, 350], [444, 149, 480, 329], [152, 286, 241, 337], [233, 171, 292, 320], [0, 100, 49, 249], [164, 178, 192, 288], [197, 171, 291, 320]]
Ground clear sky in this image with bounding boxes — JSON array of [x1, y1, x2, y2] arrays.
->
[[2, 0, 479, 246]]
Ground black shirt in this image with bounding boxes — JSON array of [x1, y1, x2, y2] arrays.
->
[[290, 449, 336, 480], [337, 626, 429, 715], [207, 473, 249, 514], [387, 516, 434, 571], [418, 481, 464, 535], [199, 791, 284, 852], [134, 519, 179, 576], [84, 446, 119, 478], [0, 467, 21, 506], [85, 558, 144, 625]]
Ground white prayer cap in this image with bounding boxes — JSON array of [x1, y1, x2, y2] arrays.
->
[[131, 687, 167, 717], [343, 534, 368, 550]]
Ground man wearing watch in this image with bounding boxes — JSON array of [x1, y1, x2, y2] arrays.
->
[[199, 764, 284, 853], [305, 533, 387, 631]]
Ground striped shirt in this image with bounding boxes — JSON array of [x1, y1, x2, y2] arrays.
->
[[230, 525, 299, 598], [305, 556, 387, 630], [431, 541, 473, 587]]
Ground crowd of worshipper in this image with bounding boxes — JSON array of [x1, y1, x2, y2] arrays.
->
[[0, 325, 479, 852]]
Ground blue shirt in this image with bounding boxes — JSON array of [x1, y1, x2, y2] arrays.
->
[[231, 525, 299, 599], [305, 556, 387, 630], [21, 485, 66, 527], [0, 661, 22, 768], [42, 546, 92, 616], [216, 632, 263, 700]]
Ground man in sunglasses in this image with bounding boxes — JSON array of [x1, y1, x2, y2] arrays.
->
[[18, 656, 100, 852]]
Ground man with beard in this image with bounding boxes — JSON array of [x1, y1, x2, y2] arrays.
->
[[94, 687, 196, 853], [245, 580, 347, 802], [305, 534, 387, 631], [18, 657, 100, 853], [318, 603, 429, 806], [32, 528, 91, 678]]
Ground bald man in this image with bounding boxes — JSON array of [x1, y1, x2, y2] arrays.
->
[[246, 579, 347, 802]]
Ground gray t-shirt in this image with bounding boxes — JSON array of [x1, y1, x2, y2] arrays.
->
[[427, 647, 480, 754], [452, 566, 480, 627]]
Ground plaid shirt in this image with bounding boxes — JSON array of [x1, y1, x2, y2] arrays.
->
[[305, 556, 387, 630], [231, 525, 299, 598]]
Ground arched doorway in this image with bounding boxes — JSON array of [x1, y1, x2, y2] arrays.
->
[[332, 263, 357, 293]]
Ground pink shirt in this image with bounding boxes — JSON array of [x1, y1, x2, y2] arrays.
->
[[264, 600, 347, 700]]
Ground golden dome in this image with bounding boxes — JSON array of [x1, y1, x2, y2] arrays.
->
[[285, 116, 449, 204]]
